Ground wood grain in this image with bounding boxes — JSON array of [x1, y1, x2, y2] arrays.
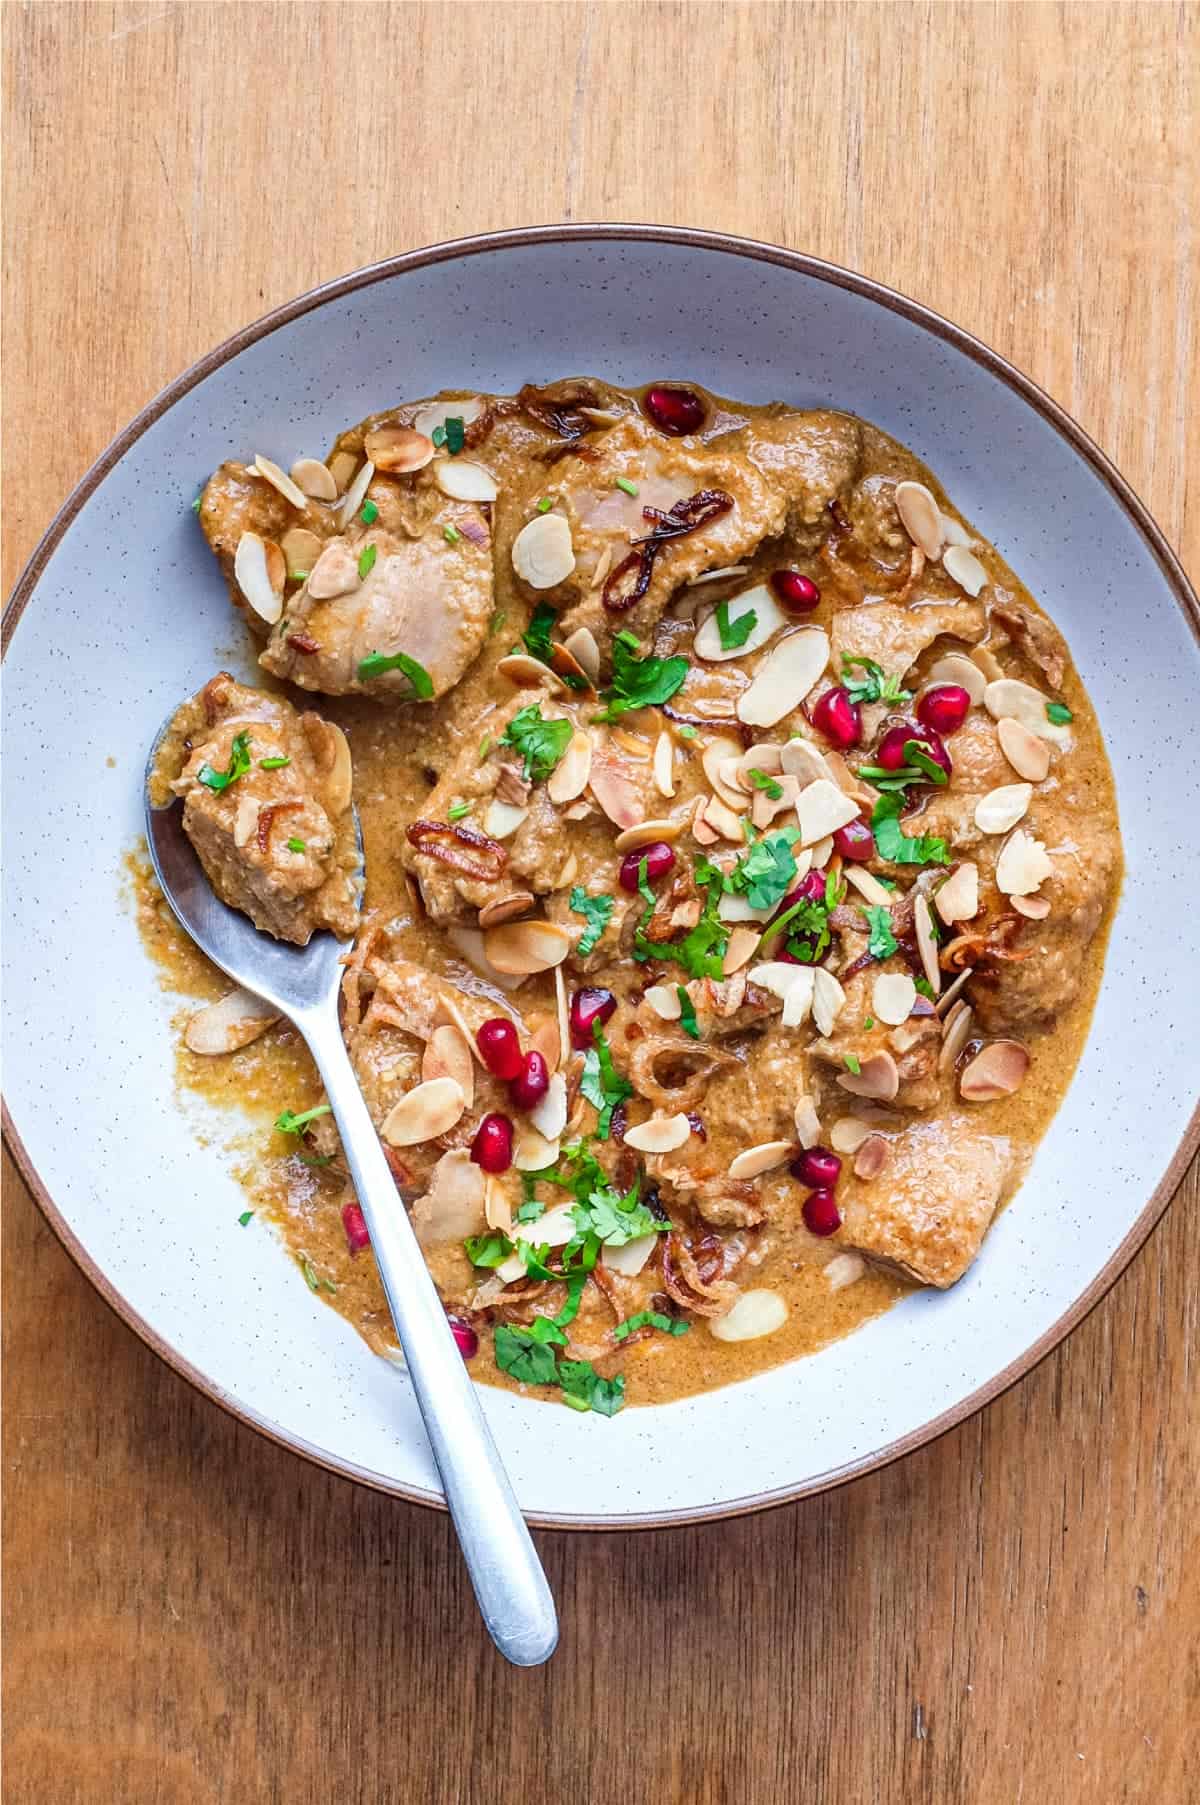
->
[[3, 4, 1197, 1801]]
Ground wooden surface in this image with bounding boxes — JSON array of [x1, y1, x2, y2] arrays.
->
[[3, 4, 1198, 1801]]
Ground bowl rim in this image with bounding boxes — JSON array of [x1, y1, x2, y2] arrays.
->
[[4, 222, 1199, 1530]]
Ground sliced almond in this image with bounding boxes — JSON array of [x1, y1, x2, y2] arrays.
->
[[529, 1071, 568, 1139], [484, 1173, 513, 1235], [234, 530, 285, 625], [435, 992, 488, 1065], [281, 526, 324, 575], [691, 797, 720, 846], [751, 773, 800, 829], [926, 652, 986, 705], [794, 1095, 822, 1148], [553, 965, 569, 1069], [232, 793, 260, 849], [589, 543, 614, 593], [701, 795, 744, 842], [653, 732, 675, 798], [729, 1141, 794, 1181], [687, 563, 751, 587], [747, 962, 804, 1000], [513, 1125, 561, 1172], [602, 1233, 659, 1278], [996, 828, 1053, 896], [253, 454, 308, 510], [914, 893, 941, 997], [844, 866, 894, 907], [1012, 892, 1052, 920], [306, 540, 362, 600], [853, 1133, 890, 1180], [701, 736, 747, 809], [934, 861, 979, 925], [812, 967, 847, 1038], [872, 972, 917, 1026], [644, 984, 684, 1021], [735, 743, 785, 783], [971, 644, 1006, 683], [483, 798, 529, 841], [719, 892, 773, 927], [184, 987, 279, 1055], [547, 730, 592, 804], [327, 450, 359, 491], [781, 968, 816, 1027], [421, 1024, 475, 1105], [609, 727, 651, 761], [693, 584, 787, 661], [483, 919, 572, 977], [935, 967, 973, 1017], [289, 457, 338, 502], [825, 1252, 866, 1291], [830, 1116, 877, 1154], [495, 652, 567, 694], [974, 782, 1033, 835], [589, 759, 642, 829], [780, 738, 833, 785], [938, 1001, 975, 1070], [998, 716, 1051, 782], [796, 777, 858, 847], [381, 1076, 465, 1146], [512, 512, 576, 589], [478, 891, 535, 928], [836, 1051, 900, 1101], [364, 426, 435, 474], [736, 627, 830, 727], [562, 626, 601, 682], [940, 513, 971, 548], [624, 1113, 693, 1154], [336, 459, 375, 529], [614, 817, 685, 853], [412, 397, 485, 439], [529, 1013, 560, 1073], [434, 459, 498, 503], [984, 677, 1071, 743], [548, 641, 596, 695], [959, 1039, 1030, 1101], [894, 480, 944, 558], [943, 544, 988, 596], [710, 1289, 789, 1342]]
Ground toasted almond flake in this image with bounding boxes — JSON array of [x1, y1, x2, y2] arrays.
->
[[381, 1076, 465, 1146], [938, 1001, 975, 1070], [736, 743, 786, 786], [729, 1141, 794, 1181], [913, 893, 941, 996], [943, 543, 988, 596], [811, 966, 847, 1037], [589, 758, 642, 829], [700, 736, 747, 809], [548, 642, 596, 695], [484, 918, 572, 975], [983, 676, 1070, 743], [724, 926, 760, 974], [959, 1038, 1030, 1101], [554, 964, 569, 1068], [751, 773, 800, 830], [289, 457, 338, 501], [746, 962, 804, 1001], [494, 652, 568, 694], [306, 540, 361, 600], [433, 458, 498, 503], [529, 1072, 568, 1139], [477, 890, 535, 928], [529, 1014, 560, 1068], [970, 645, 1005, 684], [779, 737, 833, 785], [736, 627, 830, 727], [184, 987, 279, 1055], [446, 926, 526, 992], [421, 1024, 475, 1104], [602, 1232, 659, 1278], [853, 1133, 890, 1180], [825, 1252, 866, 1291], [234, 530, 285, 625], [521, 1201, 578, 1248], [872, 972, 917, 1026], [512, 512, 576, 589], [894, 480, 944, 558], [232, 793, 260, 849], [624, 1113, 693, 1154], [810, 834, 835, 868], [327, 450, 359, 491], [935, 967, 973, 1016], [794, 1095, 822, 1148], [926, 652, 987, 705], [690, 796, 720, 845], [644, 984, 684, 1021], [544, 730, 592, 805], [687, 564, 751, 588], [336, 459, 375, 529], [613, 817, 685, 853], [832, 1116, 882, 1154], [589, 543, 614, 592], [483, 798, 529, 841], [796, 776, 858, 847], [484, 1172, 513, 1235], [412, 397, 485, 439], [493, 1251, 527, 1284], [781, 969, 816, 1027], [996, 828, 1053, 897], [364, 426, 435, 475], [710, 1289, 789, 1342], [253, 454, 309, 510], [1012, 892, 1052, 919], [837, 1050, 900, 1101], [998, 715, 1052, 781], [652, 731, 675, 798], [888, 1020, 926, 1055], [434, 992, 488, 1064], [609, 726, 651, 761], [693, 584, 787, 661], [281, 526, 324, 575], [562, 626, 601, 681], [934, 861, 979, 925], [514, 1125, 561, 1172], [974, 782, 1033, 835], [700, 795, 744, 841], [844, 866, 894, 908], [719, 891, 773, 924]]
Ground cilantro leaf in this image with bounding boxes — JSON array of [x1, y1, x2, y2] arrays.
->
[[871, 794, 950, 867], [259, 755, 290, 771], [198, 730, 252, 793], [677, 986, 700, 1039], [844, 1054, 862, 1075], [275, 1103, 332, 1135], [593, 629, 688, 722], [447, 800, 472, 822], [357, 543, 377, 579], [493, 1323, 560, 1386], [902, 739, 949, 786], [356, 649, 434, 696], [863, 904, 898, 960], [913, 976, 936, 1000], [580, 1022, 632, 1137], [522, 602, 558, 665], [716, 599, 757, 651], [841, 655, 913, 707], [613, 1309, 689, 1342], [443, 415, 466, 455], [515, 1191, 547, 1225], [559, 1361, 626, 1416], [747, 767, 784, 800], [501, 704, 573, 784], [1046, 701, 1072, 725], [464, 1232, 514, 1268], [237, 1210, 254, 1226], [569, 887, 614, 956], [729, 828, 800, 911], [571, 1169, 664, 1248], [671, 875, 729, 978]]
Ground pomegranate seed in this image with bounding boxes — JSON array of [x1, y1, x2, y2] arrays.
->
[[792, 869, 829, 904], [791, 1147, 842, 1188], [341, 1202, 370, 1255], [917, 683, 971, 737], [810, 686, 862, 750], [642, 384, 706, 436], [618, 840, 675, 893], [470, 1112, 513, 1174], [770, 568, 821, 614], [803, 1188, 842, 1236], [510, 1050, 550, 1111], [877, 721, 952, 778], [569, 986, 617, 1049], [833, 817, 875, 862], [447, 1315, 478, 1360], [475, 1016, 522, 1081]]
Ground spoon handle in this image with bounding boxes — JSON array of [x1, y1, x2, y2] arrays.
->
[[299, 995, 558, 1668]]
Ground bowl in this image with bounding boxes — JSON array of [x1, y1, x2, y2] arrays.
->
[[5, 226, 1198, 1526]]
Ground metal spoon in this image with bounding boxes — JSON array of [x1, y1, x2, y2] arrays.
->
[[144, 716, 558, 1667]]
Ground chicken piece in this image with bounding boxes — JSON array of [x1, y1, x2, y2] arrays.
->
[[160, 673, 358, 945], [808, 957, 942, 1109], [198, 461, 332, 637], [830, 599, 986, 689], [259, 493, 493, 701], [991, 598, 1067, 690], [839, 1115, 1012, 1286], [904, 710, 1014, 854], [541, 411, 862, 657]]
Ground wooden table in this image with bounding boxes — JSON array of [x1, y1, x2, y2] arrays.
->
[[4, 5, 1197, 1800]]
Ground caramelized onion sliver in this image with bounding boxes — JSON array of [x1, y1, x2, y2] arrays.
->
[[405, 817, 508, 882]]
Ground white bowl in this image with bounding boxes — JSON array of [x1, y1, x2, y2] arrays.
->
[[4, 227, 1198, 1526]]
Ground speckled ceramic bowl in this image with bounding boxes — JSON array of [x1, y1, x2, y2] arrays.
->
[[5, 227, 1199, 1526]]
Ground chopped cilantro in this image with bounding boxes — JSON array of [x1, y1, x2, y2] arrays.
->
[[636, 864, 728, 979], [275, 1103, 331, 1135], [863, 904, 898, 960], [615, 476, 639, 497], [444, 416, 466, 455], [478, 733, 492, 760], [501, 705, 573, 784], [871, 794, 950, 867], [844, 1054, 862, 1075], [360, 499, 379, 525], [285, 837, 307, 854], [560, 1361, 625, 1416], [593, 629, 688, 723], [259, 755, 290, 770], [569, 887, 614, 956], [580, 1022, 633, 1138], [300, 1257, 321, 1292], [197, 730, 251, 793], [356, 649, 434, 696], [677, 987, 700, 1039], [571, 1173, 662, 1247], [237, 1210, 254, 1226], [357, 543, 377, 579], [443, 524, 461, 544], [191, 495, 202, 513], [613, 1310, 689, 1342], [729, 828, 800, 911], [864, 1016, 875, 1030], [493, 1323, 560, 1387], [488, 609, 508, 638], [841, 655, 913, 707], [716, 598, 757, 651], [447, 800, 472, 822], [677, 723, 698, 740], [758, 868, 843, 963], [464, 1232, 514, 1268], [1046, 701, 1073, 724], [902, 739, 949, 786], [747, 767, 783, 800], [289, 571, 308, 582], [914, 976, 935, 1000], [515, 1193, 547, 1224], [522, 601, 557, 664], [536, 495, 554, 513]]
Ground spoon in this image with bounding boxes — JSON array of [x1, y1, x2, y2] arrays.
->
[[144, 716, 558, 1668]]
